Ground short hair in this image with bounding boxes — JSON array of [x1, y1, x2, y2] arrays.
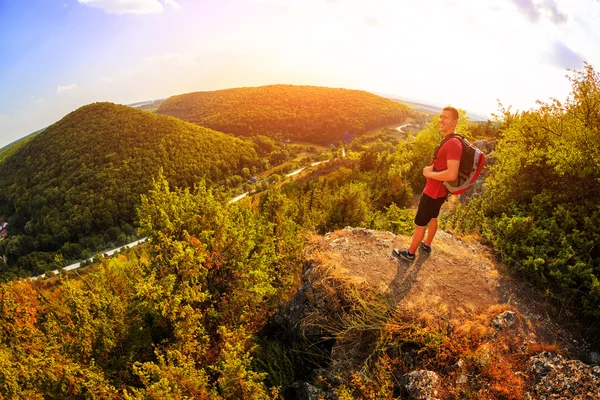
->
[[442, 106, 459, 120]]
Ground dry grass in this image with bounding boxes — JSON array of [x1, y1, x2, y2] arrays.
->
[[301, 244, 563, 399], [297, 228, 574, 398]]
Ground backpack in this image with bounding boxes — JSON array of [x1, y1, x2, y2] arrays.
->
[[432, 133, 486, 195]]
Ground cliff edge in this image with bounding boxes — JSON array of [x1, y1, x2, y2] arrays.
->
[[275, 227, 600, 399]]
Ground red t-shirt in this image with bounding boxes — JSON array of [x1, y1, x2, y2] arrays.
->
[[423, 136, 462, 199]]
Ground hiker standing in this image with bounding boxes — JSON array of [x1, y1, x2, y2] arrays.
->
[[394, 106, 462, 261]]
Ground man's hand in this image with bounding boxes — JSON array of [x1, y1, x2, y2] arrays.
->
[[424, 160, 460, 181], [423, 165, 434, 178]]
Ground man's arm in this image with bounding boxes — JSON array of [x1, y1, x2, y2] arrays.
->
[[423, 159, 460, 181]]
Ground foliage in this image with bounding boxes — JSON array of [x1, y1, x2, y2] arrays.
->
[[0, 172, 305, 398], [0, 102, 263, 277], [446, 63, 600, 320], [157, 84, 415, 145]]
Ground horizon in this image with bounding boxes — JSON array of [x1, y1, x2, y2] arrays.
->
[[1, 0, 600, 148]]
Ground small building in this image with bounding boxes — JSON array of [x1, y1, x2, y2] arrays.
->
[[0, 222, 7, 240]]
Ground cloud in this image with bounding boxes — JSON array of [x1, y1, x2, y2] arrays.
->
[[77, 0, 180, 15], [144, 52, 197, 67], [510, 0, 567, 24], [511, 0, 541, 23], [56, 83, 78, 95], [163, 0, 180, 10], [544, 0, 567, 24], [545, 41, 585, 69]]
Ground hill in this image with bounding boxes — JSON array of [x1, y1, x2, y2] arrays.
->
[[0, 102, 262, 276], [155, 84, 415, 144], [387, 96, 488, 121], [0, 128, 45, 164]]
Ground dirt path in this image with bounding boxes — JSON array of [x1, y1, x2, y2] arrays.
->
[[308, 227, 595, 360]]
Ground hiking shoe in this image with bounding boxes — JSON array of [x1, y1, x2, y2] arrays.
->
[[420, 242, 432, 254], [393, 248, 415, 262]]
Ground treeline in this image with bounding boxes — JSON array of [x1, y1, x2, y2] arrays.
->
[[446, 64, 600, 321], [0, 102, 263, 278], [0, 176, 303, 398], [156, 84, 415, 145]]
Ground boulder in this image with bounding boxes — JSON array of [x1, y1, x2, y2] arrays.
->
[[402, 370, 440, 400], [528, 352, 600, 399], [472, 140, 497, 153], [491, 310, 516, 329]]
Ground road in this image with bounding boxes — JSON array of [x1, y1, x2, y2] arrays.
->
[[229, 192, 248, 203], [29, 159, 335, 281], [285, 160, 329, 178], [396, 123, 417, 133], [30, 237, 148, 280]]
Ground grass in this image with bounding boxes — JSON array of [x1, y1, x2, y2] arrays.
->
[[290, 245, 565, 399]]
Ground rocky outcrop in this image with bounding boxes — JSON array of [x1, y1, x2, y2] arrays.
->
[[492, 310, 516, 329], [472, 140, 497, 153], [267, 227, 600, 398], [402, 370, 441, 400], [528, 352, 600, 399]]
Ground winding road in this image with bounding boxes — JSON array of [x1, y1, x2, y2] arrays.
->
[[30, 158, 334, 280]]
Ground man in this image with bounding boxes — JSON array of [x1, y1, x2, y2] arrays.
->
[[393, 106, 462, 262]]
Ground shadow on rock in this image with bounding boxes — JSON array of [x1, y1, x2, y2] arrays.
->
[[388, 252, 430, 305]]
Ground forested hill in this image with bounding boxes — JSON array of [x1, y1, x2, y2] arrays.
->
[[156, 84, 415, 144], [0, 102, 262, 276]]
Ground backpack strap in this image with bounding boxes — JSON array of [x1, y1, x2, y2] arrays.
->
[[432, 133, 462, 163]]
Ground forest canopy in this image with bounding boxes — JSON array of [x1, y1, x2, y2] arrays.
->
[[156, 84, 415, 144], [0, 102, 262, 277]]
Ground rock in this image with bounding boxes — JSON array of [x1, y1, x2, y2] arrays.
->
[[329, 237, 349, 248], [402, 370, 440, 399], [272, 262, 323, 336], [456, 374, 468, 385], [590, 352, 600, 365], [492, 311, 516, 329], [344, 226, 375, 236], [472, 140, 497, 153], [284, 382, 325, 400], [528, 352, 600, 399]]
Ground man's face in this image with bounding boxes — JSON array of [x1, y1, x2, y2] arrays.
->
[[439, 110, 457, 134]]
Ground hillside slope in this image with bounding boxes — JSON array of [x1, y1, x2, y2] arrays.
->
[[156, 84, 414, 144], [275, 227, 600, 398], [0, 102, 261, 275]]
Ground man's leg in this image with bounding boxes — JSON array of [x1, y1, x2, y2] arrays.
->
[[393, 193, 432, 261], [408, 225, 426, 254], [424, 218, 437, 247]]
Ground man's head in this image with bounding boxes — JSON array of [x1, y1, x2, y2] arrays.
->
[[439, 106, 459, 135]]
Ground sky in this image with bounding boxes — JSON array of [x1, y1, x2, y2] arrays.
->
[[1, 0, 599, 148]]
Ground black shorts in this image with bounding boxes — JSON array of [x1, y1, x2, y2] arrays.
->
[[414, 193, 447, 227]]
